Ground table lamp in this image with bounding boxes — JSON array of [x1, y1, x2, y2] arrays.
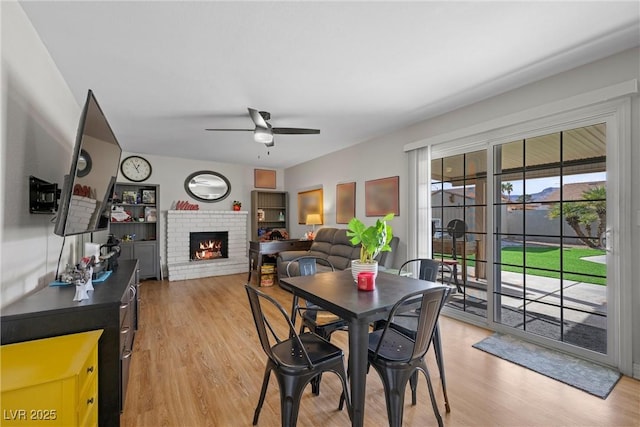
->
[[305, 214, 322, 240]]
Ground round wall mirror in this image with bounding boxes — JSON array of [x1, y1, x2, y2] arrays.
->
[[184, 171, 231, 202], [76, 149, 92, 177]]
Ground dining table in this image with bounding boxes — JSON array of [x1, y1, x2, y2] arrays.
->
[[280, 269, 442, 427]]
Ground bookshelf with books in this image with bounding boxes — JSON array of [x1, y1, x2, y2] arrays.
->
[[111, 183, 160, 279]]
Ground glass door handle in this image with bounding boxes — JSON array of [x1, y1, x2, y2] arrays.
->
[[600, 229, 612, 253]]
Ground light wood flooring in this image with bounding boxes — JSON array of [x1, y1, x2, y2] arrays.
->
[[121, 274, 640, 427]]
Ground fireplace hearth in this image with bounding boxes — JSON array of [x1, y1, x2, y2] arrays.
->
[[190, 231, 228, 261]]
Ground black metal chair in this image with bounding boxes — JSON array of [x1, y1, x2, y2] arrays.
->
[[368, 286, 451, 427], [244, 284, 351, 427], [286, 256, 348, 395], [380, 258, 454, 412]]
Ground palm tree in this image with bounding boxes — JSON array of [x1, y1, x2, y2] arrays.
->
[[548, 186, 606, 249], [501, 182, 513, 202]]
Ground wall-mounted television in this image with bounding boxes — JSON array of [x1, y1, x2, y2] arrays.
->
[[54, 90, 122, 236]]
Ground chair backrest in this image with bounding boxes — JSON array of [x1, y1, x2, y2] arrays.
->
[[244, 284, 314, 369], [286, 256, 335, 278], [399, 258, 440, 282], [372, 286, 450, 361]]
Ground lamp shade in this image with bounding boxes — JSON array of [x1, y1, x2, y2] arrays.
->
[[305, 214, 322, 225]]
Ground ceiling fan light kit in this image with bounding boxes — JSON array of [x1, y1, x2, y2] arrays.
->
[[254, 127, 274, 144], [206, 107, 319, 147]]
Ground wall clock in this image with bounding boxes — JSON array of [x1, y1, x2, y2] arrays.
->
[[120, 155, 152, 182]]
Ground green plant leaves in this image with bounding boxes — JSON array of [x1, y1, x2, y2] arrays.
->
[[346, 213, 394, 263]]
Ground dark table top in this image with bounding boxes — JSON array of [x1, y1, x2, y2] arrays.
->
[[1, 260, 138, 320], [280, 269, 440, 321]]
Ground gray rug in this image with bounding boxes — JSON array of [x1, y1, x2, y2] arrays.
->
[[472, 333, 621, 399]]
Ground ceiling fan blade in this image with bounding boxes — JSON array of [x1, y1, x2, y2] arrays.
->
[[248, 108, 269, 129], [205, 128, 253, 131], [272, 127, 320, 135]]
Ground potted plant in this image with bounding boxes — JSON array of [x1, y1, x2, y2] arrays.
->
[[232, 201, 242, 211], [346, 213, 394, 281]]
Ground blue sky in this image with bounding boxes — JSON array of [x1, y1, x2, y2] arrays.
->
[[507, 172, 606, 195]]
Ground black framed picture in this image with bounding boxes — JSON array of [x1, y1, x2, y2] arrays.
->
[[142, 189, 156, 204]]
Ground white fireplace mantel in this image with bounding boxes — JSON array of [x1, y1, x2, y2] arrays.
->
[[166, 210, 249, 281]]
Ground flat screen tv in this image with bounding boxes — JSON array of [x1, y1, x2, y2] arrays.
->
[[54, 90, 122, 236]]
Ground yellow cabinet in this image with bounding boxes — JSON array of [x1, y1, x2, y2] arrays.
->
[[1, 330, 103, 426]]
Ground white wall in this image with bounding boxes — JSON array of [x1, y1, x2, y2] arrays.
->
[[284, 134, 409, 267], [1, 0, 80, 307], [116, 151, 284, 276], [284, 47, 639, 373]]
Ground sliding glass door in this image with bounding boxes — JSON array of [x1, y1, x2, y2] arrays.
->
[[431, 150, 487, 320], [493, 124, 608, 354], [431, 123, 611, 356]]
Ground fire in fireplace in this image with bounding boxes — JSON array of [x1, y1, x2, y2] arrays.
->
[[190, 231, 228, 261]]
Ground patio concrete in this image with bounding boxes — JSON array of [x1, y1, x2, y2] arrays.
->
[[451, 270, 607, 328]]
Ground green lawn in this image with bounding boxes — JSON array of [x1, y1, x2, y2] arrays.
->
[[499, 246, 606, 286], [437, 246, 607, 286]]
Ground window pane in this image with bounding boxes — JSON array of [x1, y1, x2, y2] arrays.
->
[[563, 307, 606, 353], [464, 207, 486, 234], [524, 240, 561, 270], [500, 243, 524, 268], [524, 168, 561, 203], [466, 149, 487, 176], [525, 132, 560, 168], [524, 301, 561, 340], [563, 123, 606, 165], [431, 158, 443, 179], [524, 206, 561, 236], [443, 154, 464, 186], [496, 140, 523, 172], [496, 295, 525, 328]]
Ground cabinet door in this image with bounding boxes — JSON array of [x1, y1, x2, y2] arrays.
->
[[118, 243, 134, 261], [135, 242, 157, 279]]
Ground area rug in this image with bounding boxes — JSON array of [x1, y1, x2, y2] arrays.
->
[[472, 333, 621, 398]]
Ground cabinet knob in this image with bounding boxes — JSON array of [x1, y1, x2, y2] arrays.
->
[[87, 366, 94, 373], [87, 397, 94, 405]]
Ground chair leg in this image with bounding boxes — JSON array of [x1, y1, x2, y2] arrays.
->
[[370, 364, 413, 427], [278, 370, 324, 427], [290, 296, 299, 327], [409, 371, 418, 405], [309, 328, 333, 396], [253, 364, 272, 425], [432, 324, 450, 412], [419, 363, 443, 427]]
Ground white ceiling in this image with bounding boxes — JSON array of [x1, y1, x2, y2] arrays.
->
[[19, 1, 640, 169]]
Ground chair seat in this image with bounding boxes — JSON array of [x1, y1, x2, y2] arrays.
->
[[302, 308, 346, 326], [368, 328, 415, 362], [272, 332, 344, 367]]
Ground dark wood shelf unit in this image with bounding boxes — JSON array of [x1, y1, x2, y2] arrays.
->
[[111, 183, 160, 279]]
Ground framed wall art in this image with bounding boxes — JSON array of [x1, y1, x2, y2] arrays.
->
[[142, 189, 156, 204], [254, 169, 276, 189], [336, 182, 356, 224], [365, 176, 399, 216], [297, 188, 323, 224]]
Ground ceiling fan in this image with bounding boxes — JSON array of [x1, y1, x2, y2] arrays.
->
[[205, 108, 320, 147]]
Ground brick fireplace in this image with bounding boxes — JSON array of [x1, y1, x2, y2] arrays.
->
[[166, 210, 248, 281]]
